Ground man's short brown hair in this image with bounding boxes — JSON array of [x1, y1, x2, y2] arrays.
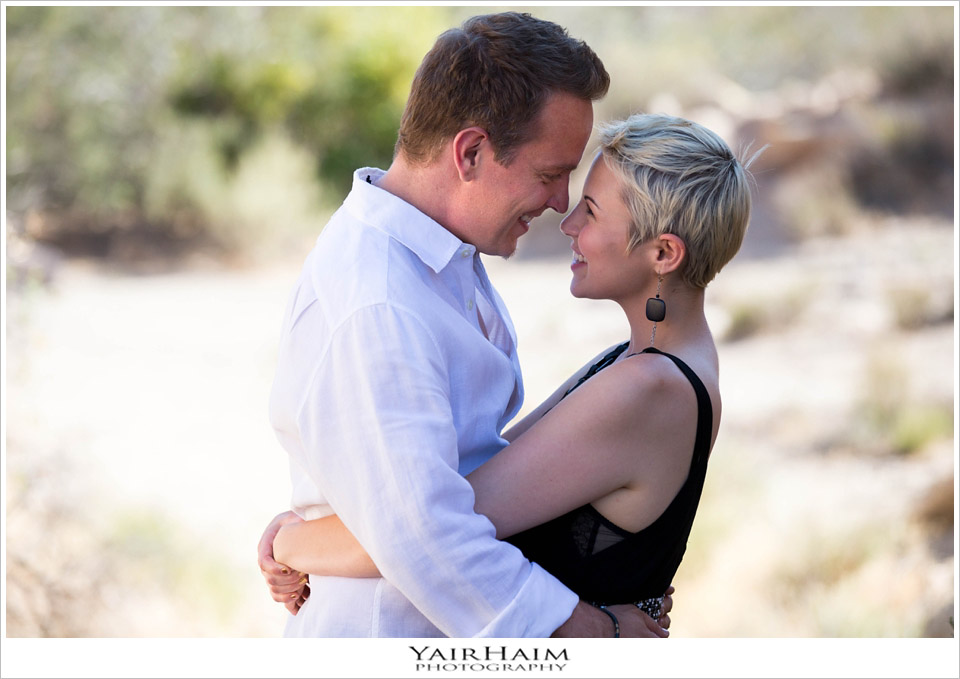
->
[[395, 12, 609, 166]]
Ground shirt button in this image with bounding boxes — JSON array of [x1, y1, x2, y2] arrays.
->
[[467, 299, 475, 311], [461, 249, 471, 258]]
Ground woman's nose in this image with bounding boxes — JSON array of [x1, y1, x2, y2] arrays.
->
[[560, 209, 580, 237]]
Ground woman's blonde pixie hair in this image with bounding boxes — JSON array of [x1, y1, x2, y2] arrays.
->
[[599, 113, 757, 289]]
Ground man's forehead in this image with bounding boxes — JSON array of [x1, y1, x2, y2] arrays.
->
[[514, 136, 580, 170]]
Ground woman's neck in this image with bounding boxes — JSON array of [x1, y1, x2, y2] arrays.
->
[[619, 283, 708, 358]]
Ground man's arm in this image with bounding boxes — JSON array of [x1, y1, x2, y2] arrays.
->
[[292, 303, 578, 637]]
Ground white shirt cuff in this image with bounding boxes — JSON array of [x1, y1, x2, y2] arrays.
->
[[472, 562, 579, 638]]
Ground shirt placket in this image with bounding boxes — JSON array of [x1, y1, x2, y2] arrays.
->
[[453, 244, 483, 331], [473, 253, 523, 419]]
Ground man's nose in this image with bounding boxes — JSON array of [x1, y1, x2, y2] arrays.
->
[[546, 180, 570, 215]]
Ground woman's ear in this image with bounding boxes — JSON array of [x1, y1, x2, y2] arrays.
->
[[654, 233, 686, 275], [451, 127, 489, 182]]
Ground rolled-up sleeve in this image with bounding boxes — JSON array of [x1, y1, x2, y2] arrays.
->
[[294, 303, 578, 637]]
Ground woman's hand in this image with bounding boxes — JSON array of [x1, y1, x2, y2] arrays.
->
[[257, 511, 310, 615]]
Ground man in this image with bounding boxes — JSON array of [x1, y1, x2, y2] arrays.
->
[[259, 11, 670, 638]]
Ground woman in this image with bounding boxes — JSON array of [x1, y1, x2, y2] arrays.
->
[[259, 113, 758, 634]]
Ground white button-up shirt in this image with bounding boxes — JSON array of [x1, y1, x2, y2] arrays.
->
[[269, 168, 578, 637]]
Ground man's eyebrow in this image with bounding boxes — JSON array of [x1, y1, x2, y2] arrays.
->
[[538, 164, 579, 175]]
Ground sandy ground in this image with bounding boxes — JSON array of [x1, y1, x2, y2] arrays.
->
[[4, 216, 956, 640]]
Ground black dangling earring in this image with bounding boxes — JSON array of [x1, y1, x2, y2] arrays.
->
[[646, 274, 665, 346], [646, 276, 666, 322]]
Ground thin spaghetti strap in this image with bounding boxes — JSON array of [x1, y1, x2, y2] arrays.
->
[[562, 341, 630, 398]]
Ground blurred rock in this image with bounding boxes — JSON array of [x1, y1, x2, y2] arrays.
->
[[912, 472, 955, 562], [922, 602, 956, 638]]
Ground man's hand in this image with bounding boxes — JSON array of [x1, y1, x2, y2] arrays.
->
[[257, 511, 309, 615], [551, 600, 669, 638], [607, 604, 669, 637], [551, 584, 675, 638], [658, 585, 674, 630]]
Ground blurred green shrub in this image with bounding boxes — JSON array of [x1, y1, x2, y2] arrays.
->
[[856, 349, 953, 456], [5, 5, 451, 261], [143, 120, 329, 259], [721, 287, 812, 342], [888, 285, 954, 331], [167, 8, 441, 198], [6, 8, 173, 219], [107, 508, 245, 630], [888, 406, 954, 456]]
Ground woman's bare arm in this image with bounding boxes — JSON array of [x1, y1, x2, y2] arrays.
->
[[468, 353, 693, 538], [274, 514, 379, 577], [266, 345, 628, 578], [269, 352, 694, 577]]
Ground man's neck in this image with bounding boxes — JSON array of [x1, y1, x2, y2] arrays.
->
[[377, 156, 469, 244]]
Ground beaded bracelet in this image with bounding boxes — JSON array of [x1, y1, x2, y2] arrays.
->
[[596, 605, 620, 638], [635, 596, 665, 620]]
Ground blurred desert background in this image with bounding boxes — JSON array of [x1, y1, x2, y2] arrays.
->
[[3, 0, 956, 655]]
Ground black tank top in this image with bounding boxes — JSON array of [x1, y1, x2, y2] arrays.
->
[[506, 342, 713, 614]]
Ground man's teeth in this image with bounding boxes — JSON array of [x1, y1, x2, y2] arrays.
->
[[520, 215, 532, 224], [573, 253, 585, 263]]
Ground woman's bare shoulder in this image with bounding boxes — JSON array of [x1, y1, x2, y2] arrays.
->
[[552, 351, 696, 436], [601, 351, 693, 401]]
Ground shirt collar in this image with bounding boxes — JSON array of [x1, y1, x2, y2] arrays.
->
[[343, 167, 473, 273]]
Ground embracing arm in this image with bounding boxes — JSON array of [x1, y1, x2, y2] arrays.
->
[[270, 352, 689, 623], [267, 513, 673, 634], [275, 513, 378, 578], [279, 357, 677, 559], [467, 351, 694, 539], [272, 341, 630, 575]]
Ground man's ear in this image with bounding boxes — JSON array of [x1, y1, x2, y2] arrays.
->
[[452, 127, 489, 182], [654, 233, 687, 275]]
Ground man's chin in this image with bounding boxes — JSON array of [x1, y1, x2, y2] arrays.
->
[[495, 241, 519, 259]]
